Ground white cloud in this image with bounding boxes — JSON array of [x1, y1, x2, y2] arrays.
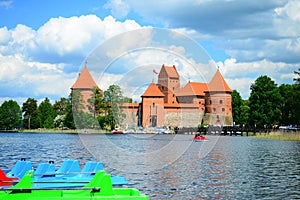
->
[[125, 1, 300, 65], [0, 15, 144, 102], [0, 27, 10, 45], [275, 1, 300, 29], [0, 53, 76, 100], [0, 15, 143, 65], [35, 15, 103, 56], [218, 58, 299, 98], [0, 8, 299, 104], [104, 0, 130, 19], [226, 77, 255, 99], [0, 0, 12, 9], [104, 26, 152, 59]]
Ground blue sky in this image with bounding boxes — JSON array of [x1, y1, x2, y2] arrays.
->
[[0, 0, 299, 104]]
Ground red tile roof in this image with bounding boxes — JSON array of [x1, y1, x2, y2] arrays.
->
[[208, 70, 231, 92], [141, 82, 165, 97], [162, 65, 179, 78], [177, 82, 208, 96], [71, 66, 98, 89]]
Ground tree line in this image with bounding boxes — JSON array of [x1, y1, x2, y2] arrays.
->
[[231, 68, 300, 128], [0, 84, 131, 131], [0, 69, 299, 131]]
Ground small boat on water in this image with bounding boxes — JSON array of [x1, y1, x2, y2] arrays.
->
[[0, 169, 18, 186], [2, 160, 127, 188], [0, 170, 149, 200], [192, 134, 208, 141], [111, 129, 123, 134]]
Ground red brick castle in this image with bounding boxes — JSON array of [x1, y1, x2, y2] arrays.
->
[[71, 64, 233, 128]]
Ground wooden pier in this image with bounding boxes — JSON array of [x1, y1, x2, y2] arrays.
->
[[176, 126, 277, 136]]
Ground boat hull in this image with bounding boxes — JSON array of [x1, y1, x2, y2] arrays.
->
[[0, 170, 149, 200], [192, 135, 208, 141]]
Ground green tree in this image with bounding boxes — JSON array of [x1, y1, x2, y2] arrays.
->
[[63, 101, 75, 129], [231, 90, 243, 125], [38, 97, 55, 128], [63, 90, 85, 129], [278, 69, 300, 126], [293, 69, 300, 124], [30, 109, 42, 129], [103, 84, 126, 130], [294, 68, 300, 85], [249, 76, 283, 127], [22, 98, 38, 129], [53, 97, 70, 128], [53, 97, 69, 115], [240, 99, 250, 126], [87, 87, 103, 119], [0, 100, 22, 130], [71, 90, 84, 113]]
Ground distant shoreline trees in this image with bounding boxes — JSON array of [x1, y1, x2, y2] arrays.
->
[[231, 69, 300, 127]]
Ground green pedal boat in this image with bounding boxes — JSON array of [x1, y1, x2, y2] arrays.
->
[[0, 170, 149, 200]]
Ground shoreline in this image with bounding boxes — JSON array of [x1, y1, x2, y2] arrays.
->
[[1, 129, 300, 141], [1, 128, 109, 134], [252, 131, 300, 141]]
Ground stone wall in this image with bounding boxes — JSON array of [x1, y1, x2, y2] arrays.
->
[[203, 113, 233, 126], [164, 111, 205, 127]]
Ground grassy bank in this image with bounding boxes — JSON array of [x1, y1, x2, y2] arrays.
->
[[252, 131, 300, 141]]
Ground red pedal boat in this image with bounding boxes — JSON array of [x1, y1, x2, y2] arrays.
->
[[0, 169, 19, 186], [192, 134, 208, 141]]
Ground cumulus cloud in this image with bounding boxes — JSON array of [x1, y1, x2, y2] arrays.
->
[[31, 15, 141, 65], [1, 2, 299, 103], [125, 0, 300, 64], [218, 58, 299, 98], [0, 0, 12, 9], [0, 15, 143, 102], [0, 53, 76, 100], [104, 0, 130, 18]]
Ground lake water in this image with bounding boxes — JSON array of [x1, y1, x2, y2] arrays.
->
[[0, 132, 299, 199]]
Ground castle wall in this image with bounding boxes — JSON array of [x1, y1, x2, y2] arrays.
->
[[141, 97, 164, 127], [205, 92, 232, 115], [120, 103, 139, 129], [164, 111, 205, 127]]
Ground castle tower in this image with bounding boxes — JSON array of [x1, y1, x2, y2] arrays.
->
[[70, 66, 101, 113], [157, 65, 180, 104], [204, 70, 232, 125], [141, 82, 165, 127]]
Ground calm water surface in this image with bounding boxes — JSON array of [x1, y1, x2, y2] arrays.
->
[[0, 132, 299, 199]]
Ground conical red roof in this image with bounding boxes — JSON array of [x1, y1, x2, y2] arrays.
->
[[177, 82, 208, 96], [71, 66, 98, 89], [208, 70, 231, 92], [141, 82, 164, 97]]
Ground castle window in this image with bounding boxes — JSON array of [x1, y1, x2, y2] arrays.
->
[[222, 108, 225, 112], [152, 102, 155, 108], [213, 108, 216, 112], [210, 100, 212, 104], [220, 100, 223, 104]]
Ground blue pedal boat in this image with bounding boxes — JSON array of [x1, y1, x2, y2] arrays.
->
[[4, 160, 127, 188], [33, 160, 128, 188]]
